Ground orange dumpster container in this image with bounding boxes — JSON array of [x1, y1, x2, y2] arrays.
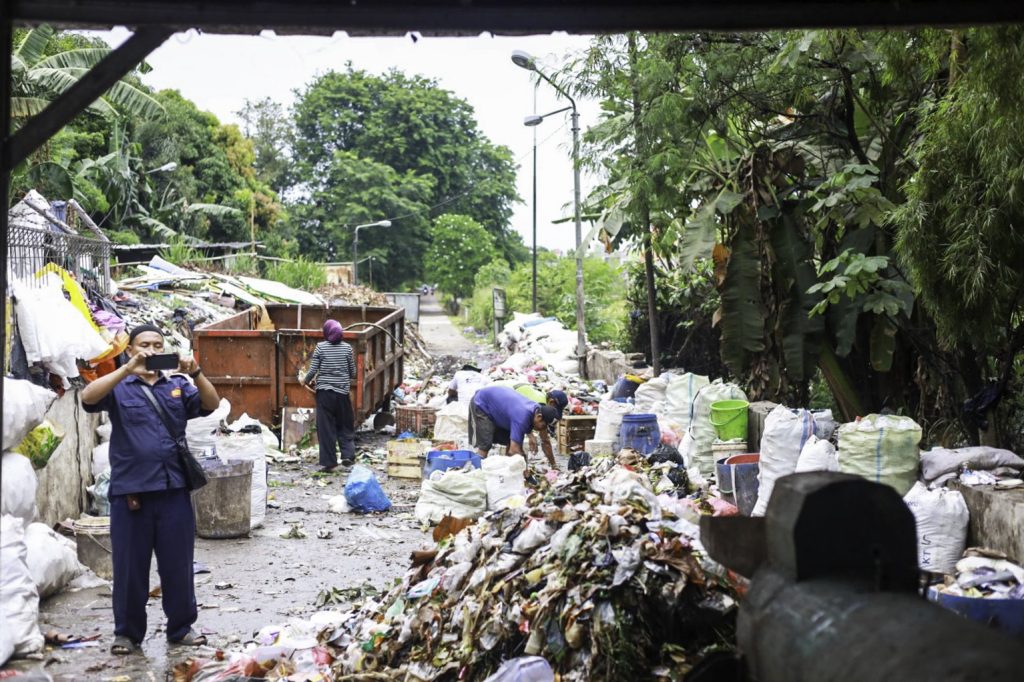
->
[[192, 304, 405, 427]]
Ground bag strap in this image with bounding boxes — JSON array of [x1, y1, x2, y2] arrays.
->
[[137, 382, 182, 440]]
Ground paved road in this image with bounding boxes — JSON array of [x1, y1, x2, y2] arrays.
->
[[417, 294, 478, 356]]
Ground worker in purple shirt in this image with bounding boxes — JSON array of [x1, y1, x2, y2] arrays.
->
[[468, 385, 558, 461], [81, 324, 219, 656]]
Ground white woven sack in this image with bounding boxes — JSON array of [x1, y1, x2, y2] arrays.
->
[[689, 381, 746, 478], [904, 482, 969, 574], [753, 407, 834, 516], [664, 373, 710, 432], [594, 399, 635, 448], [0, 515, 44, 662]]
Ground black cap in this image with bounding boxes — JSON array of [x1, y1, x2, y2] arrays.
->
[[461, 364, 481, 372], [128, 323, 163, 344], [538, 405, 558, 425]]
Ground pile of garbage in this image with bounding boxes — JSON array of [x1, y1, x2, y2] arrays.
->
[[932, 552, 1024, 600], [177, 451, 741, 681], [498, 312, 583, 377]]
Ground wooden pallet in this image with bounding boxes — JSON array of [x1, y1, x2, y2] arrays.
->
[[387, 439, 431, 479], [557, 415, 597, 454]]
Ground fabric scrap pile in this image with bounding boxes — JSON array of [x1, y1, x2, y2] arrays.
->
[[176, 451, 742, 682]]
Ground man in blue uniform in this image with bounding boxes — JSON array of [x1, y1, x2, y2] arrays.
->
[[81, 324, 220, 655], [469, 385, 557, 460]]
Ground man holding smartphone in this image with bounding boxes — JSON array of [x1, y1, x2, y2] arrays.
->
[[81, 324, 220, 655]]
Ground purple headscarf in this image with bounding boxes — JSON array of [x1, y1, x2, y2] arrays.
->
[[323, 319, 344, 344]]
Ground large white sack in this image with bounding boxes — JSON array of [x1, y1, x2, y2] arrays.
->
[[214, 431, 267, 530], [664, 373, 711, 432], [594, 399, 634, 447], [415, 468, 488, 524], [482, 455, 526, 510], [0, 515, 44, 661], [634, 375, 669, 415], [753, 406, 833, 516], [920, 446, 1024, 485], [13, 275, 109, 379], [3, 378, 56, 450], [96, 420, 112, 443], [1, 453, 38, 524], [434, 401, 470, 443], [186, 398, 231, 452], [903, 482, 969, 574], [838, 414, 922, 496], [794, 435, 839, 473], [91, 442, 110, 478], [689, 381, 747, 478], [24, 523, 85, 598]]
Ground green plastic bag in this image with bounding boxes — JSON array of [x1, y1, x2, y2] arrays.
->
[[15, 420, 65, 470]]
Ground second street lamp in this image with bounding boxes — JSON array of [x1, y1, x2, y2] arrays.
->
[[512, 49, 587, 375], [352, 219, 391, 286]]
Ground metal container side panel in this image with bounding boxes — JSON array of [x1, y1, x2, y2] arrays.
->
[[383, 293, 421, 324], [192, 331, 277, 425], [267, 303, 403, 333]]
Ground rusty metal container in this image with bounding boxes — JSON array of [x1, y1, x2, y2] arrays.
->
[[192, 304, 405, 426]]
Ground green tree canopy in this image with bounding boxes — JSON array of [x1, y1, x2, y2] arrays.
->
[[290, 150, 434, 290], [291, 66, 523, 263], [424, 214, 500, 300]]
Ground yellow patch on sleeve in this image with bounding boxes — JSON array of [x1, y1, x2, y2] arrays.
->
[[171, 388, 182, 398]]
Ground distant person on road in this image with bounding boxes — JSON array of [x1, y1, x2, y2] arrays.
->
[[303, 319, 357, 472], [468, 385, 558, 462], [447, 364, 490, 404], [80, 324, 220, 655], [492, 381, 568, 469]]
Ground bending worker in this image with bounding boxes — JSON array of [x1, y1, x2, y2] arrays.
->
[[446, 364, 489, 404], [469, 385, 558, 464], [81, 324, 219, 655], [492, 381, 568, 469]]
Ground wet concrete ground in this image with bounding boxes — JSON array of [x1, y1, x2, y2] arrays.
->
[[7, 299, 494, 680], [20, 439, 429, 680]]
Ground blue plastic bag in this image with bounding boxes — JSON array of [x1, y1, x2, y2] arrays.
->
[[344, 464, 392, 513]]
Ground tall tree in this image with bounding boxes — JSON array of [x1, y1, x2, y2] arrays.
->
[[236, 97, 294, 195], [290, 150, 434, 290], [424, 214, 499, 301], [291, 66, 523, 263]]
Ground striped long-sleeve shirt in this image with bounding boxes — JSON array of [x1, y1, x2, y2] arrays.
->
[[303, 340, 356, 395]]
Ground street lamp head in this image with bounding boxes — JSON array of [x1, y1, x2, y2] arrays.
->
[[377, 220, 392, 228], [511, 50, 536, 71], [523, 115, 544, 127], [147, 161, 178, 174]]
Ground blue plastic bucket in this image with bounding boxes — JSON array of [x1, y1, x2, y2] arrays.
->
[[619, 413, 661, 455], [424, 450, 481, 477]]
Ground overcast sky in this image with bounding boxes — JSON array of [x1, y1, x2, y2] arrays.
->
[[91, 28, 604, 253]]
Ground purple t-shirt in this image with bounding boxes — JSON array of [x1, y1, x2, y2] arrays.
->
[[472, 385, 537, 445]]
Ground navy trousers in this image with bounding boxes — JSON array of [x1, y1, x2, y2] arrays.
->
[[315, 389, 355, 466], [109, 488, 197, 643]]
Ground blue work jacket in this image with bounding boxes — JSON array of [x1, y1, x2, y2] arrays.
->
[[83, 373, 211, 496]]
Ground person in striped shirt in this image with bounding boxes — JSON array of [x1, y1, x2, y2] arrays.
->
[[303, 319, 357, 472]]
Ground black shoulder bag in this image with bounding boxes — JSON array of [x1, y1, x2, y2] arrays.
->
[[137, 382, 208, 491]]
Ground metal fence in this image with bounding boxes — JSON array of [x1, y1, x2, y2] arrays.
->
[[7, 219, 111, 294]]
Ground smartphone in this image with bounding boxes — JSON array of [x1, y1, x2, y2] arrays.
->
[[145, 353, 180, 371]]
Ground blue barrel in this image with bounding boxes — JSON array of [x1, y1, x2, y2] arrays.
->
[[619, 413, 661, 455], [424, 450, 481, 477], [928, 587, 1024, 638]]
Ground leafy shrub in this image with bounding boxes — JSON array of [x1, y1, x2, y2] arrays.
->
[[159, 238, 200, 266], [265, 256, 327, 291], [466, 253, 627, 345]]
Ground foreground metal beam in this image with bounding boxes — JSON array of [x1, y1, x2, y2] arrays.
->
[[1, 26, 172, 170], [7, 0, 1024, 34], [702, 473, 1021, 682]]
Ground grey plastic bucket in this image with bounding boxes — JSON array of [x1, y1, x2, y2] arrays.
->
[[715, 453, 760, 516], [191, 459, 253, 539]]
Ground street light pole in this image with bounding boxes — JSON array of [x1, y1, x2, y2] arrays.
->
[[513, 49, 588, 375], [352, 219, 391, 286], [532, 83, 538, 313]]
